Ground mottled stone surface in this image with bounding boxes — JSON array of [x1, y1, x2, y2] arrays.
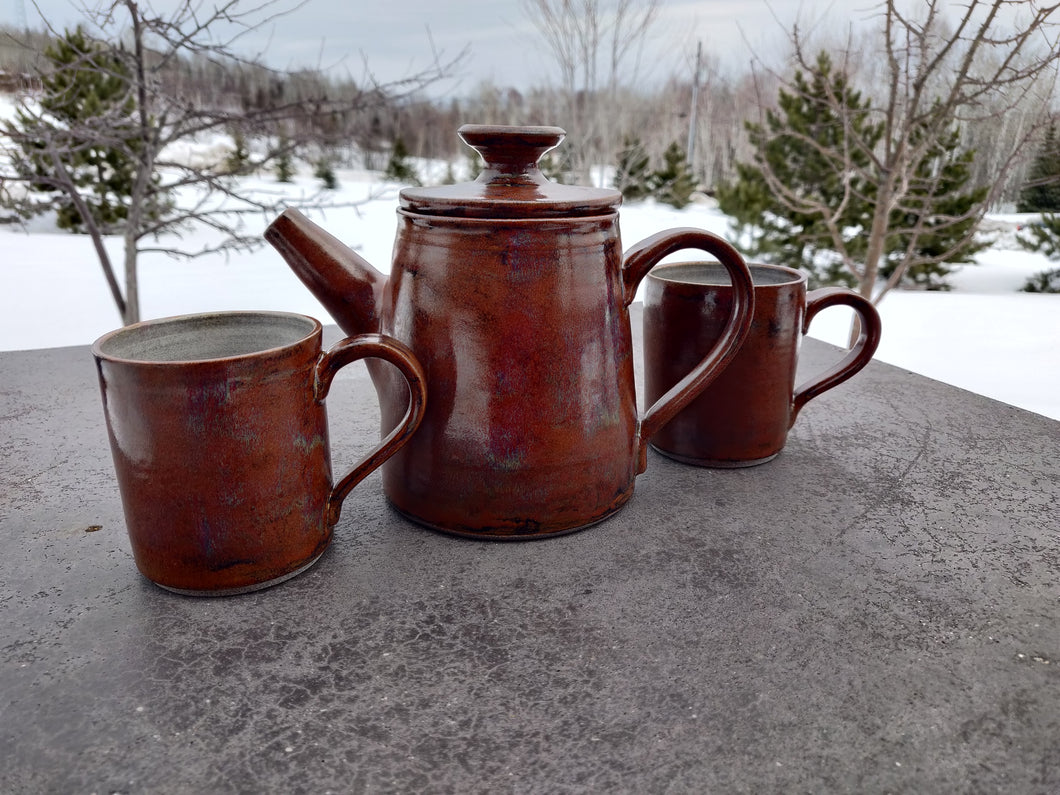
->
[[2, 311, 1058, 793]]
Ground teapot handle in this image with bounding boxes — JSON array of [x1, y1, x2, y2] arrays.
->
[[621, 228, 755, 473]]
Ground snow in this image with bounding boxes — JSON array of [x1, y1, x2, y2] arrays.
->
[[0, 129, 1057, 423]]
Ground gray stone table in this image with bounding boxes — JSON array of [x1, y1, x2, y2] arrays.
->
[[2, 310, 1058, 793]]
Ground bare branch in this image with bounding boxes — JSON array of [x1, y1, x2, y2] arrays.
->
[[1, 0, 461, 323], [737, 0, 1060, 315]]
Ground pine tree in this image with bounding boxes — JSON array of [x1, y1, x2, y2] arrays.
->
[[466, 148, 483, 181], [1017, 122, 1060, 213], [717, 51, 986, 291], [314, 158, 338, 190], [224, 129, 252, 175], [1018, 208, 1060, 292], [1020, 265, 1060, 293], [384, 137, 420, 185], [274, 144, 294, 183], [881, 121, 990, 289], [612, 137, 652, 201], [1020, 213, 1060, 258], [716, 52, 881, 287], [5, 26, 144, 233], [652, 142, 696, 209]]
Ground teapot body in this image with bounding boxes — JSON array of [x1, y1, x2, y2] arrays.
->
[[265, 124, 757, 541], [375, 210, 639, 538]]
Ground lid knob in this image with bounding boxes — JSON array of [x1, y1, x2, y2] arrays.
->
[[458, 124, 565, 182], [399, 123, 619, 217]]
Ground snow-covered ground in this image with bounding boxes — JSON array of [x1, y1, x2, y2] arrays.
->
[[1, 163, 1058, 422]]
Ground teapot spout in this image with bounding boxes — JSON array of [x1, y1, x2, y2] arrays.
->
[[265, 208, 385, 337]]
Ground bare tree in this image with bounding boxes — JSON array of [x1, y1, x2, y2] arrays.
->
[[521, 0, 661, 184], [747, 0, 1060, 312], [0, 0, 458, 325]]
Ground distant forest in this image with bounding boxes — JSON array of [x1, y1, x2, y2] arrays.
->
[[0, 19, 1053, 206]]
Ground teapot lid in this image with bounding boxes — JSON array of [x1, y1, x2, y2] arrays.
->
[[398, 125, 621, 219]]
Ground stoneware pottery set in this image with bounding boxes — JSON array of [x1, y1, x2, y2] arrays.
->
[[93, 124, 881, 596]]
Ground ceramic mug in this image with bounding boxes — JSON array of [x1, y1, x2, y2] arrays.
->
[[644, 261, 882, 467], [92, 311, 426, 595]]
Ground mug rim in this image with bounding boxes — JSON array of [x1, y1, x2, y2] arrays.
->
[[91, 310, 322, 366], [647, 260, 806, 287]]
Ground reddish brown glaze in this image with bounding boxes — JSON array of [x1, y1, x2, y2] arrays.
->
[[265, 125, 755, 539], [92, 312, 426, 594], [644, 262, 882, 467]]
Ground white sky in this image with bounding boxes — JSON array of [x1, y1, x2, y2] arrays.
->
[[8, 1, 1038, 95], [8, 0, 856, 92]]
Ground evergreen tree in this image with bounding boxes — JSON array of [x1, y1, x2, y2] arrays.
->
[[1018, 211, 1060, 260], [466, 148, 483, 181], [1017, 205, 1060, 293], [1017, 122, 1060, 213], [1020, 266, 1060, 292], [274, 145, 294, 183], [652, 142, 696, 209], [612, 137, 652, 201], [314, 157, 338, 190], [881, 120, 990, 290], [224, 129, 252, 175], [5, 26, 147, 233], [716, 52, 881, 287], [717, 51, 987, 291], [384, 137, 420, 185]]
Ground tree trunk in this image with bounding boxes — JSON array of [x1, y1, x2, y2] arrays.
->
[[851, 178, 896, 346], [123, 231, 140, 325], [860, 178, 895, 302]]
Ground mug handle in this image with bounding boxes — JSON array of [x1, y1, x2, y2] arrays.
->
[[790, 288, 882, 427], [622, 228, 755, 472], [314, 333, 427, 526]]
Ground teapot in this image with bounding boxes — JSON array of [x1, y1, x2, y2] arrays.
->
[[266, 124, 754, 539]]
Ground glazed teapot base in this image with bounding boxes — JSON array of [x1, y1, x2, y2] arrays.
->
[[387, 494, 633, 541]]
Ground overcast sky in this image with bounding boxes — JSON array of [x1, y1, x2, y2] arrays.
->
[[233, 0, 850, 89], [7, 0, 864, 92]]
